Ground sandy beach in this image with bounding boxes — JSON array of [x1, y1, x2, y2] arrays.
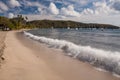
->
[[0, 31, 6, 63], [0, 31, 119, 80]]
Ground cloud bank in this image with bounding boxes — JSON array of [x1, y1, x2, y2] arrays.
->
[[0, 0, 120, 26]]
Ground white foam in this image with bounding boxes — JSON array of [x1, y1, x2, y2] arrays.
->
[[24, 31, 120, 75], [94, 67, 108, 72], [113, 73, 120, 78]]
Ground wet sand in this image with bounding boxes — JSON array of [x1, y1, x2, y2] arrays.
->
[[0, 31, 119, 80]]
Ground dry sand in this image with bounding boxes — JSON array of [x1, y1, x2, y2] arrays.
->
[[0, 31, 119, 80], [0, 31, 6, 62]]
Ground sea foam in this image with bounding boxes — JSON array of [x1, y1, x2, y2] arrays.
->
[[24, 31, 120, 75]]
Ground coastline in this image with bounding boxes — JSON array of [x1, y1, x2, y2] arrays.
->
[[0, 31, 119, 80]]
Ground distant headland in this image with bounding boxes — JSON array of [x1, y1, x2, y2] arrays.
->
[[0, 15, 119, 30]]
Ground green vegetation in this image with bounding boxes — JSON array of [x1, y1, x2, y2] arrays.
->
[[0, 16, 14, 29], [28, 20, 119, 29], [0, 16, 119, 30]]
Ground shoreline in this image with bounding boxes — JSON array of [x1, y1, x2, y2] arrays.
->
[[17, 31, 120, 80], [0, 31, 119, 80], [24, 30, 120, 76]]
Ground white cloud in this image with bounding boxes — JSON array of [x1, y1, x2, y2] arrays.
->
[[82, 8, 94, 15], [81, 1, 119, 15], [71, 0, 90, 6], [48, 2, 59, 15], [111, 0, 120, 11], [24, 1, 47, 14], [0, 1, 9, 12], [93, 1, 111, 14], [9, 0, 21, 8], [60, 5, 81, 17], [8, 13, 14, 18], [38, 7, 42, 12], [26, 1, 43, 7]]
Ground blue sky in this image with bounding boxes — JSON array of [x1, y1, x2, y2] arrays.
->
[[0, 0, 120, 26]]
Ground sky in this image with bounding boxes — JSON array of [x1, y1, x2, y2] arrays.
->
[[0, 0, 120, 26]]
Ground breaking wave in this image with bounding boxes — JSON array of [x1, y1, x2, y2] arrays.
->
[[24, 31, 120, 75]]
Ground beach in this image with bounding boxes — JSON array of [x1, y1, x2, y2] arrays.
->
[[0, 31, 6, 63], [0, 31, 119, 80]]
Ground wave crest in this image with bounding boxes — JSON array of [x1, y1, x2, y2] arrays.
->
[[24, 31, 120, 75]]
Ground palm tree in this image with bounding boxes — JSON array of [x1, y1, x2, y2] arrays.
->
[[25, 16, 28, 21]]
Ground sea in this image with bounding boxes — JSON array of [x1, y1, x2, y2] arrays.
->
[[24, 28, 120, 76]]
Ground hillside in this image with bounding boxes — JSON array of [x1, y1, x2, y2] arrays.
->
[[0, 16, 119, 30], [28, 20, 119, 29]]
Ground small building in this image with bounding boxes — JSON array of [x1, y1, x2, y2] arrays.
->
[[0, 24, 11, 31]]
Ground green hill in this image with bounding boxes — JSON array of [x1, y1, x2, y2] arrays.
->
[[0, 16, 119, 30], [28, 20, 119, 29]]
